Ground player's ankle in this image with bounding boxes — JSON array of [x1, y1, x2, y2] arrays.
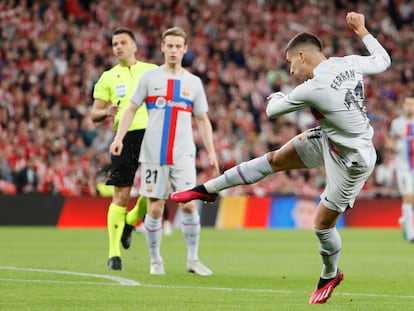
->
[[193, 185, 209, 194]]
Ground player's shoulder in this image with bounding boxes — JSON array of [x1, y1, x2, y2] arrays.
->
[[182, 68, 203, 83], [392, 115, 406, 124], [135, 60, 158, 70], [101, 64, 122, 77], [313, 57, 357, 81], [317, 57, 348, 72], [95, 64, 119, 85]]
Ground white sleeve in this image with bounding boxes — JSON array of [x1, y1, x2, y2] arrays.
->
[[266, 84, 308, 118], [130, 73, 148, 107], [389, 119, 397, 138], [192, 77, 209, 116], [349, 34, 391, 75]]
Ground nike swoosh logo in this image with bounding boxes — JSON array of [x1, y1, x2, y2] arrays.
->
[[324, 197, 333, 203]]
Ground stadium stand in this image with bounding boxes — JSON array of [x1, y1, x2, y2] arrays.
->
[[0, 0, 411, 197]]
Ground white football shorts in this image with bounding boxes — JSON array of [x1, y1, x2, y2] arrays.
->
[[396, 169, 414, 196], [139, 160, 196, 200], [293, 127, 376, 213]]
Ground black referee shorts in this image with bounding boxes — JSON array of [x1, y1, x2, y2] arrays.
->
[[106, 129, 145, 187]]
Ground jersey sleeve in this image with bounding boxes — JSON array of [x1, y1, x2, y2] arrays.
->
[[266, 83, 308, 118], [347, 34, 391, 75], [93, 71, 111, 102], [389, 119, 397, 138], [130, 71, 149, 107], [192, 77, 209, 116]]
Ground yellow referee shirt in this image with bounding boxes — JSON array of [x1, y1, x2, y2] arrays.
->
[[93, 61, 158, 132]]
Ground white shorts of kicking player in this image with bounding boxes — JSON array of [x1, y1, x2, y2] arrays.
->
[[396, 169, 414, 196], [293, 127, 376, 213], [139, 161, 196, 200]]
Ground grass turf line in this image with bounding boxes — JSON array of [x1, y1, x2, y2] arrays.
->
[[0, 227, 412, 311]]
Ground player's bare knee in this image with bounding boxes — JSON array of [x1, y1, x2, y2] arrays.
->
[[266, 150, 284, 170], [180, 201, 196, 213], [148, 199, 165, 218]]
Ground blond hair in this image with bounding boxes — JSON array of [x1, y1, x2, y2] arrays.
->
[[162, 27, 188, 45]]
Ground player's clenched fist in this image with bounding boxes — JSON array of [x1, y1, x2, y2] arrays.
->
[[110, 140, 123, 156], [346, 12, 369, 38], [267, 91, 285, 101]]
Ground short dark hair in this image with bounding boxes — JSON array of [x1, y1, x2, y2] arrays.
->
[[286, 32, 322, 53], [112, 28, 136, 43]]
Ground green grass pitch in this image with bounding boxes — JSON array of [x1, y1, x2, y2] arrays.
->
[[0, 227, 413, 310]]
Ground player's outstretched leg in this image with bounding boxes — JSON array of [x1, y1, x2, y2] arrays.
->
[[171, 155, 274, 203], [309, 269, 344, 304], [171, 185, 217, 203]]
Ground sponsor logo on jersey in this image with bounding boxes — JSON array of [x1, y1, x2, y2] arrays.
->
[[155, 97, 189, 109], [155, 97, 167, 108]]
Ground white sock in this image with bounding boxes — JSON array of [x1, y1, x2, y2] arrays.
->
[[402, 203, 414, 240], [144, 215, 163, 263], [315, 227, 342, 279], [205, 154, 274, 193], [181, 211, 200, 262]]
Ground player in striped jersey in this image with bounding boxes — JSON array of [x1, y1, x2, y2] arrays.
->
[[110, 27, 219, 276], [389, 95, 414, 242]]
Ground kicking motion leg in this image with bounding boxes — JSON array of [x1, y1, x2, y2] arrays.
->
[[171, 140, 306, 203]]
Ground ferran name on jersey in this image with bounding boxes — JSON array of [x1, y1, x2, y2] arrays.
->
[[115, 84, 127, 98]]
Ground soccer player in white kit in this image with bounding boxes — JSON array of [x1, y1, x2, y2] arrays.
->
[[110, 27, 219, 276], [171, 12, 391, 303], [389, 95, 414, 242]]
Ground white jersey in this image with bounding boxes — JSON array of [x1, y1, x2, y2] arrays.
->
[[267, 34, 391, 165], [389, 115, 414, 171], [130, 65, 208, 165]]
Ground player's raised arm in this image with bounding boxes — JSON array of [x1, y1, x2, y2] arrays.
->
[[346, 11, 369, 39], [346, 11, 391, 73]]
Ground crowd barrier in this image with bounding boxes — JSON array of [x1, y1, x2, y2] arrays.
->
[[0, 194, 401, 228]]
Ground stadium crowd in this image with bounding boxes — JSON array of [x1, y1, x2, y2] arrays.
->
[[0, 0, 412, 198]]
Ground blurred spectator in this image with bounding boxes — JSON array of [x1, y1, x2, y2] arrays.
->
[[374, 151, 398, 195], [1, 0, 412, 197], [292, 197, 317, 229], [0, 149, 13, 183], [14, 157, 38, 193]]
